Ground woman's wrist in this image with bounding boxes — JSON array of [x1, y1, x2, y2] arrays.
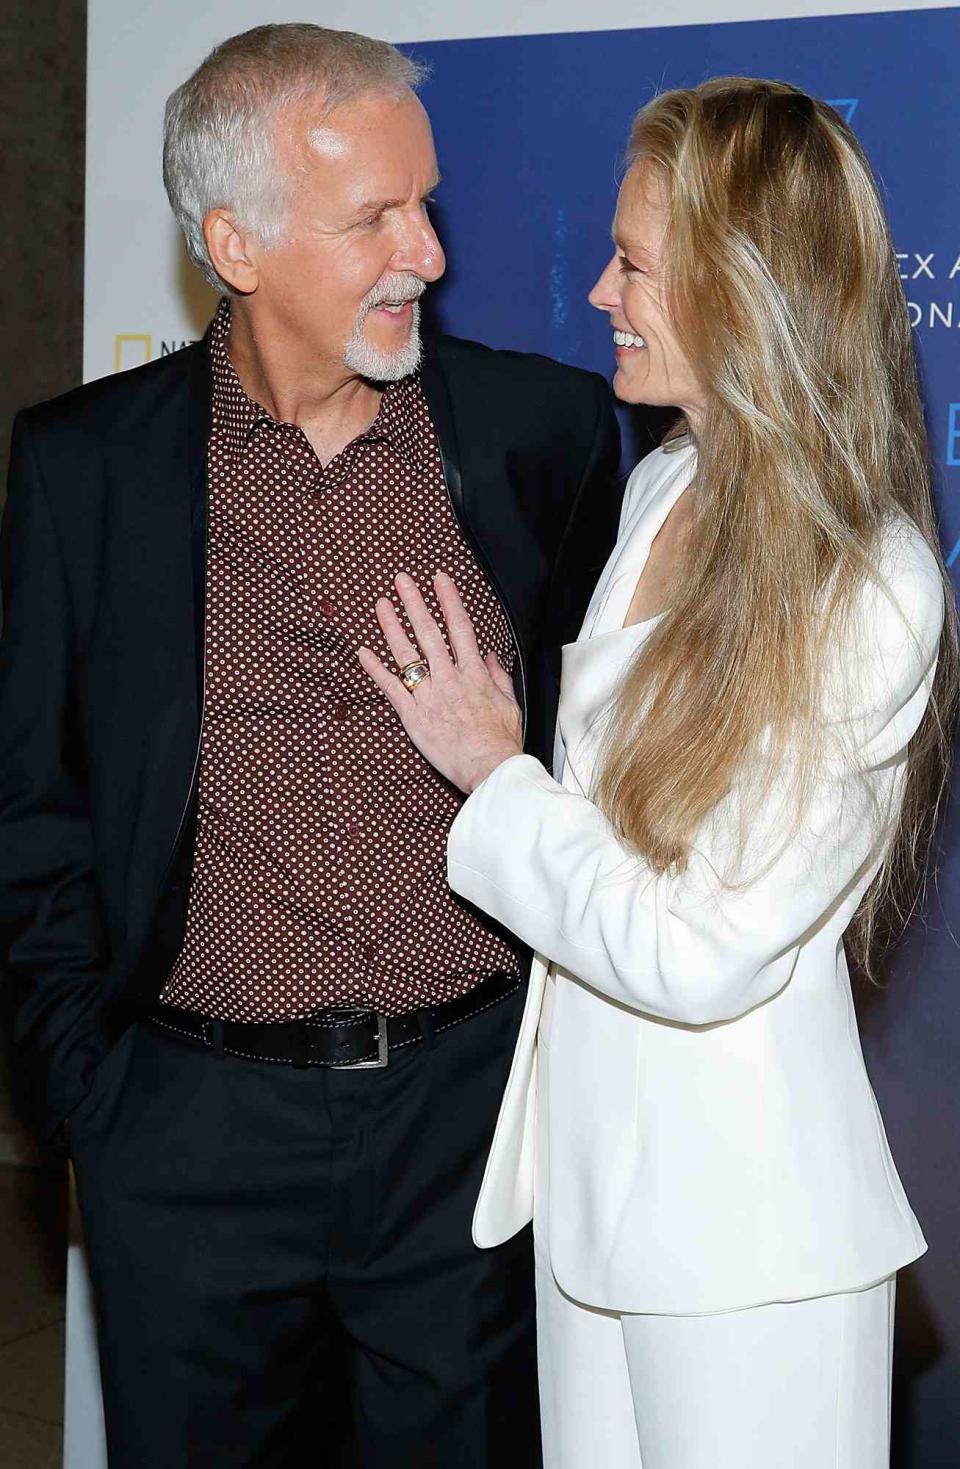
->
[[465, 744, 524, 794]]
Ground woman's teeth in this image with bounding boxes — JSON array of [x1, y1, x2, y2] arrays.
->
[[613, 329, 646, 349]]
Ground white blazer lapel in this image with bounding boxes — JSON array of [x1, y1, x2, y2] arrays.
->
[[557, 445, 697, 797]]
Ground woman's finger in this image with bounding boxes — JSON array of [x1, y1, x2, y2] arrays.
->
[[395, 573, 452, 669], [357, 646, 415, 721], [484, 650, 516, 698], [434, 572, 482, 668], [375, 596, 422, 672]]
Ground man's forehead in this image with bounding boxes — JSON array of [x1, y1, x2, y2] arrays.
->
[[306, 124, 351, 161], [293, 91, 429, 153], [275, 93, 438, 217]]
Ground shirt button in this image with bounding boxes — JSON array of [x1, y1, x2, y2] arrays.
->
[[320, 597, 336, 619], [347, 821, 361, 838], [332, 702, 349, 722], [363, 943, 377, 963]]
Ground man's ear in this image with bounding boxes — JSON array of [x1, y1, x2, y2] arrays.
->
[[202, 209, 260, 295]]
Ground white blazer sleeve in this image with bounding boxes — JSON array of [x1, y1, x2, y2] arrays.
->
[[447, 528, 944, 1026]]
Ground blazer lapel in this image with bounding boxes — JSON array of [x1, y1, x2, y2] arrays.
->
[[185, 332, 212, 710], [419, 343, 465, 531], [116, 337, 211, 993], [554, 445, 697, 797], [420, 344, 538, 720]]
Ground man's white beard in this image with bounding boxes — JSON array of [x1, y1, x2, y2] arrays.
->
[[343, 274, 425, 382]]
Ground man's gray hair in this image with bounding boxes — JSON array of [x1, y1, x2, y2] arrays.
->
[[163, 24, 428, 293]]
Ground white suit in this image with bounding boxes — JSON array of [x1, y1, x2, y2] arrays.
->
[[446, 441, 941, 1465]]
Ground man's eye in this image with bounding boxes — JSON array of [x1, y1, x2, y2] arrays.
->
[[619, 254, 643, 275]]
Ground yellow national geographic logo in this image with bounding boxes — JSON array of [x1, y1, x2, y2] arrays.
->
[[113, 334, 197, 372], [114, 334, 152, 372]]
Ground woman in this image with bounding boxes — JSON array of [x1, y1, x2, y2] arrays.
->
[[358, 78, 957, 1466]]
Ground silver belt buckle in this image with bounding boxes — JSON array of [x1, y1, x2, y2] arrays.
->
[[342, 1011, 389, 1069]]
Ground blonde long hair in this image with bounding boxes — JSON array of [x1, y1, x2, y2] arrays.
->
[[595, 77, 958, 975]]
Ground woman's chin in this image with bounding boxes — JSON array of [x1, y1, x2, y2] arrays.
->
[[612, 367, 653, 406]]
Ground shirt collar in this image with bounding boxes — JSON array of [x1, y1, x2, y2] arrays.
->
[[356, 374, 432, 471], [208, 298, 433, 472], [208, 299, 272, 462]]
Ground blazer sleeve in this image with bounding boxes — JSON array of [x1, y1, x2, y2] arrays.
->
[[0, 413, 112, 1136], [448, 530, 944, 1026]]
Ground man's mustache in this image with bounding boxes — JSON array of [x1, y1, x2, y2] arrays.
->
[[359, 274, 427, 316]]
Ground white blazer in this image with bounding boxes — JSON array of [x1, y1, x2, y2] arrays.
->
[[448, 441, 941, 1316]]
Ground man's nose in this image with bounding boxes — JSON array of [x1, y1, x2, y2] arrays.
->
[[588, 253, 620, 312], [395, 214, 446, 284]]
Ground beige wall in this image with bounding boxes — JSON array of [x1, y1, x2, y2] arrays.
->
[[0, 0, 86, 1162]]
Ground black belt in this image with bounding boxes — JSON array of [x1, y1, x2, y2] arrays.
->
[[145, 971, 521, 1070]]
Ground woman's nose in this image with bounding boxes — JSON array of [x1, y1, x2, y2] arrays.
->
[[588, 253, 621, 312]]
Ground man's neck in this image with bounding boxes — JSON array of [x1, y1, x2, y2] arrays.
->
[[225, 301, 382, 467]]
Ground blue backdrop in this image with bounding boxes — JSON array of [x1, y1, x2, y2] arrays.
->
[[407, 9, 960, 1465]]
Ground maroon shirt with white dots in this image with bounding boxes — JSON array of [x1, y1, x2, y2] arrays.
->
[[160, 302, 519, 1020]]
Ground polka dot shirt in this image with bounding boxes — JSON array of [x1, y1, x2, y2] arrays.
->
[[160, 302, 520, 1021]]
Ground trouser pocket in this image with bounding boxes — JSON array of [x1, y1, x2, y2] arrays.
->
[[65, 1023, 140, 1149]]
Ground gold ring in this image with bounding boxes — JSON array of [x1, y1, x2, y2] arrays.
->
[[400, 658, 431, 692]]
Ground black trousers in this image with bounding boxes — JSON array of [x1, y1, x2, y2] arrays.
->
[[69, 985, 541, 1467]]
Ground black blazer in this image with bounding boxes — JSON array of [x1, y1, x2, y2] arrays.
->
[[0, 331, 621, 1137]]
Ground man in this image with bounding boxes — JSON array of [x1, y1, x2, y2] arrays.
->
[[0, 24, 620, 1466]]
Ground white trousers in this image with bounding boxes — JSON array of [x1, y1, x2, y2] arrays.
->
[[535, 993, 895, 1468]]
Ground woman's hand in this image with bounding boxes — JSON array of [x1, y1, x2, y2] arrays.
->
[[358, 571, 523, 795]]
